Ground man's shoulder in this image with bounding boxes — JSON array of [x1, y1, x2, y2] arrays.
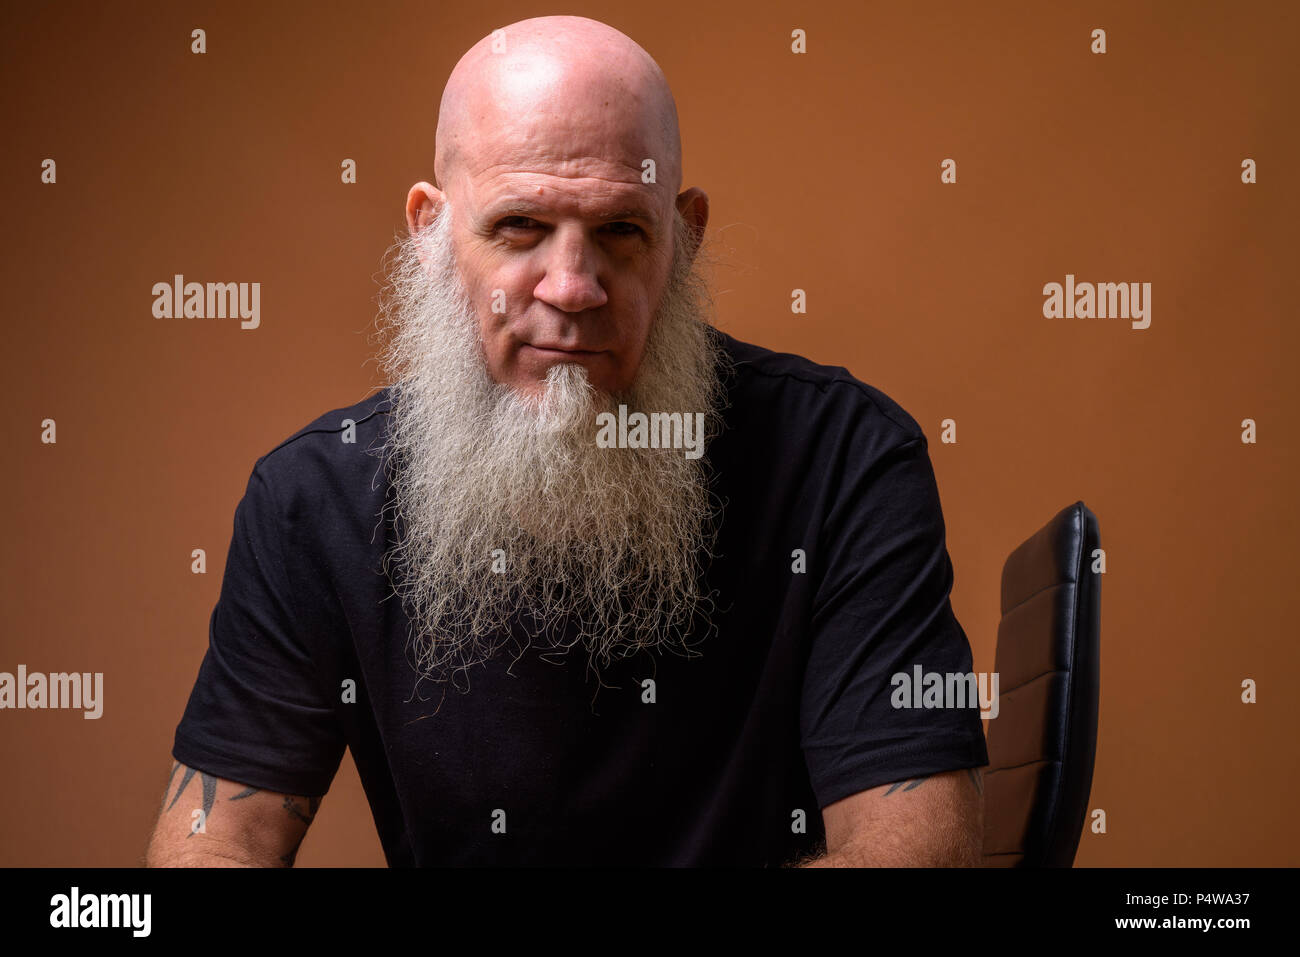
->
[[250, 387, 394, 482], [714, 328, 926, 444]]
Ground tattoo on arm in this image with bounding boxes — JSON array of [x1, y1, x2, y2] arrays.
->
[[161, 762, 180, 810], [159, 764, 321, 866], [282, 796, 321, 826], [883, 769, 985, 797], [883, 775, 931, 795], [163, 764, 263, 837], [277, 797, 322, 866], [167, 766, 219, 840]]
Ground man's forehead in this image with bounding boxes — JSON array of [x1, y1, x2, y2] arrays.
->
[[471, 153, 654, 203], [479, 180, 657, 219], [457, 131, 663, 221], [464, 102, 658, 178]]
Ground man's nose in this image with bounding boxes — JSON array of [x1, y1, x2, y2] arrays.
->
[[533, 226, 609, 314]]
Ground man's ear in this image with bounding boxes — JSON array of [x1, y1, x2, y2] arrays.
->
[[406, 181, 447, 234], [405, 182, 448, 268], [675, 186, 709, 259]]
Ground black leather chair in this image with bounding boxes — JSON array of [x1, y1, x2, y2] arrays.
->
[[983, 501, 1101, 867]]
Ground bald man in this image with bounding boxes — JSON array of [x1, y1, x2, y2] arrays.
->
[[147, 16, 988, 868]]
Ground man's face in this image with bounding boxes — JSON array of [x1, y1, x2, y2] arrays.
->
[[446, 155, 674, 399], [411, 38, 698, 401]]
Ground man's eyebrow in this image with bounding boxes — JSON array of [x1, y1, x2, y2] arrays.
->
[[484, 199, 658, 224]]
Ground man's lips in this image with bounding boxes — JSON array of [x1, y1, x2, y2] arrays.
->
[[521, 343, 604, 358]]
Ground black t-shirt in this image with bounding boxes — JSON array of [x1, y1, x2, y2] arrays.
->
[[172, 330, 988, 866]]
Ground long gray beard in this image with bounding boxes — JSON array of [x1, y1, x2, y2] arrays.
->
[[371, 203, 728, 685]]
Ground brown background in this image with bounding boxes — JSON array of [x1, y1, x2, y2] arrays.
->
[[1, 0, 1296, 866]]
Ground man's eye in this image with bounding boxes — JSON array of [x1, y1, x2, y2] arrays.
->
[[602, 222, 641, 237], [494, 218, 640, 237]]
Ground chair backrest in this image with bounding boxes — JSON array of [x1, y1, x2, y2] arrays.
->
[[983, 501, 1101, 867]]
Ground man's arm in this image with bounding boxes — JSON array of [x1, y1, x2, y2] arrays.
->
[[144, 760, 323, 867], [795, 767, 984, 867]]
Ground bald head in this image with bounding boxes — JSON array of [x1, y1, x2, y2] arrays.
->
[[434, 16, 682, 197]]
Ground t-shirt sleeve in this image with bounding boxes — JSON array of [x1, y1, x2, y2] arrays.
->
[[800, 432, 988, 810], [171, 462, 346, 796]]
